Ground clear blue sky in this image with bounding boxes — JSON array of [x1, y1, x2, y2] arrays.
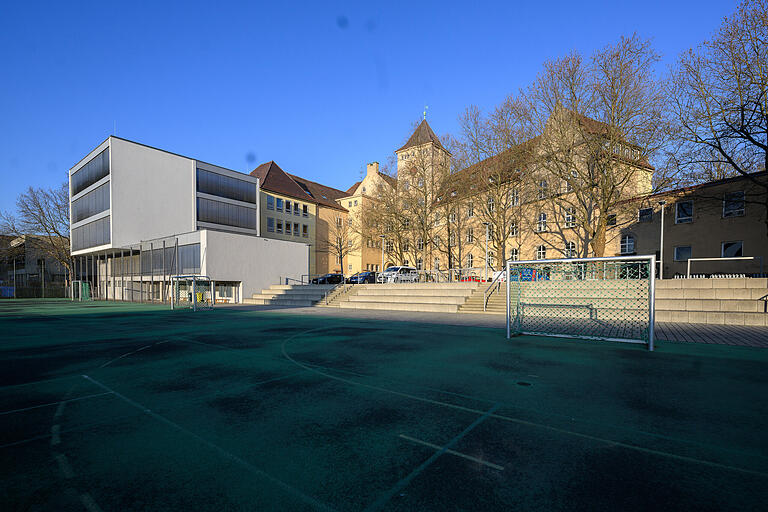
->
[[0, 0, 735, 212]]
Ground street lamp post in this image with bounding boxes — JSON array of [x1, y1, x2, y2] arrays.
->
[[483, 222, 490, 282], [306, 243, 311, 284], [379, 235, 385, 284], [658, 200, 666, 280]]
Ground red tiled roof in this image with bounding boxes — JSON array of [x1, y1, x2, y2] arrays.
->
[[396, 119, 448, 153], [250, 162, 347, 211]]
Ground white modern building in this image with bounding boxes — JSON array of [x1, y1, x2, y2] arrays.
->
[[69, 136, 308, 303]]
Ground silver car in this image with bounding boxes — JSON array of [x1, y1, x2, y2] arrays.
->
[[377, 266, 419, 283]]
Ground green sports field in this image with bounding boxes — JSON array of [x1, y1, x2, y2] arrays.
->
[[1, 300, 767, 511]]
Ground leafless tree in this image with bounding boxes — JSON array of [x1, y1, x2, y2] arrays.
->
[[521, 34, 672, 256], [318, 214, 359, 278], [0, 182, 72, 281], [669, 0, 768, 232]]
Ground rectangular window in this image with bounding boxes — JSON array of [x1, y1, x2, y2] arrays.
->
[[285, 200, 291, 214], [674, 246, 692, 261], [723, 191, 745, 218], [276, 198, 284, 212], [197, 198, 257, 230], [294, 203, 300, 216], [276, 220, 283, 234], [71, 148, 110, 196], [294, 223, 300, 236], [71, 182, 110, 223], [196, 168, 257, 204], [267, 217, 275, 233], [510, 222, 518, 237], [285, 222, 292, 235], [675, 200, 693, 224], [606, 214, 617, 226], [564, 207, 575, 228], [467, 202, 474, 217], [721, 241, 743, 258], [302, 224, 308, 237], [302, 204, 308, 217], [511, 189, 519, 206], [510, 248, 519, 261], [638, 208, 653, 222], [71, 215, 111, 251], [266, 195, 275, 210], [466, 228, 474, 243]]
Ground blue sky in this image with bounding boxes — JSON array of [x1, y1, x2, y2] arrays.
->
[[0, 0, 735, 212]]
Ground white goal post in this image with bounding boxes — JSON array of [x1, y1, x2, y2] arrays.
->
[[71, 280, 92, 301], [506, 255, 656, 351], [170, 275, 215, 311]]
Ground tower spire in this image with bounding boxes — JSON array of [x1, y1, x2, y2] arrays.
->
[[423, 105, 428, 120]]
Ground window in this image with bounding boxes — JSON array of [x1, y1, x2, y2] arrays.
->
[[197, 198, 258, 230], [302, 224, 308, 237], [276, 220, 283, 234], [638, 208, 653, 222], [417, 238, 424, 251], [354, 200, 358, 206], [403, 218, 410, 228], [510, 222, 518, 237], [722, 241, 743, 258], [487, 252, 495, 267], [416, 258, 423, 270], [674, 246, 692, 261], [536, 245, 547, 260], [467, 202, 474, 217], [418, 178, 424, 187], [723, 191, 745, 218], [563, 179, 573, 193], [267, 217, 275, 233], [565, 241, 576, 258], [537, 212, 547, 232], [294, 203, 300, 216], [467, 253, 474, 267], [510, 248, 519, 261], [71, 148, 110, 196], [336, 217, 343, 228], [196, 168, 257, 204], [303, 204, 308, 217], [449, 210, 456, 223], [71, 216, 110, 251], [266, 195, 275, 210], [348, 201, 352, 207], [403, 241, 409, 252], [449, 234, 456, 246], [434, 213, 441, 226], [607, 214, 617, 226], [385, 241, 394, 252], [675, 200, 693, 224], [564, 207, 575, 228], [285, 200, 291, 214], [620, 234, 635, 255], [285, 222, 291, 235], [511, 189, 519, 206], [71, 182, 109, 223], [276, 198, 284, 212], [538, 180, 548, 199], [466, 228, 474, 243], [294, 223, 300, 237], [487, 197, 495, 212]]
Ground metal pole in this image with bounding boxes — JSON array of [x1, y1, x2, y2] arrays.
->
[[129, 248, 134, 302], [484, 223, 489, 282], [658, 201, 666, 280], [150, 242, 154, 302], [306, 243, 311, 284], [42, 258, 45, 298], [139, 245, 144, 303], [12, 258, 15, 298], [192, 277, 196, 312], [162, 240, 166, 303], [111, 252, 116, 301], [648, 254, 656, 352], [506, 260, 511, 339], [380, 235, 385, 283]]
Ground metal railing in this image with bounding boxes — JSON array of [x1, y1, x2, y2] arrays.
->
[[483, 270, 506, 311], [686, 256, 764, 278]]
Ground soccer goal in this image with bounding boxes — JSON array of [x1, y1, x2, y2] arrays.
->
[[170, 275, 215, 311], [71, 280, 92, 301], [506, 255, 655, 350]]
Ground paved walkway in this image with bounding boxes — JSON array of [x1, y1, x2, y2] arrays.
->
[[224, 304, 768, 348]]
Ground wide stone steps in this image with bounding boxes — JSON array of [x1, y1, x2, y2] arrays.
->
[[330, 283, 478, 313], [655, 278, 767, 326], [243, 284, 337, 306]]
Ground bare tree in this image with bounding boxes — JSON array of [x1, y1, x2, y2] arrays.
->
[[0, 182, 72, 281], [318, 214, 359, 278], [669, 0, 768, 232], [522, 34, 671, 256]]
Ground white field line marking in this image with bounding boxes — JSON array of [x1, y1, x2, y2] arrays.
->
[[0, 392, 112, 416], [364, 404, 500, 512], [281, 331, 768, 479], [50, 425, 61, 446], [82, 375, 338, 512], [80, 493, 103, 512], [54, 452, 74, 478], [398, 434, 504, 471]]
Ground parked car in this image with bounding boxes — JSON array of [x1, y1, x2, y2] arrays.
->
[[346, 271, 378, 284], [312, 273, 344, 284], [377, 266, 419, 283]]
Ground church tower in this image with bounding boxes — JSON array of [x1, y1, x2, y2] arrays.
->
[[394, 119, 451, 179]]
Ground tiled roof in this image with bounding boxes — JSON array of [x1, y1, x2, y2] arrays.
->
[[250, 162, 347, 211], [345, 181, 361, 195], [396, 119, 447, 153], [287, 173, 348, 211], [378, 172, 397, 188]]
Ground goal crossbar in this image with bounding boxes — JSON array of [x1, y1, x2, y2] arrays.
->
[[506, 255, 656, 351], [170, 275, 215, 311]]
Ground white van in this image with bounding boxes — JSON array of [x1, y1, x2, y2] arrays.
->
[[377, 266, 419, 283]]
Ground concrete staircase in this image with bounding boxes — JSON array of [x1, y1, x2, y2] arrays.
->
[[459, 284, 507, 314], [332, 283, 479, 313], [655, 278, 768, 326], [243, 284, 337, 306]]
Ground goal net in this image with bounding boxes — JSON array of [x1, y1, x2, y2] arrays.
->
[[171, 275, 215, 311], [71, 280, 92, 301], [506, 256, 655, 350]]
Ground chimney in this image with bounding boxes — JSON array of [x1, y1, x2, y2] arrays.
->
[[366, 162, 379, 177]]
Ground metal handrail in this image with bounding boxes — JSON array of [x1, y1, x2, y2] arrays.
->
[[483, 271, 506, 311], [686, 256, 763, 278]]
